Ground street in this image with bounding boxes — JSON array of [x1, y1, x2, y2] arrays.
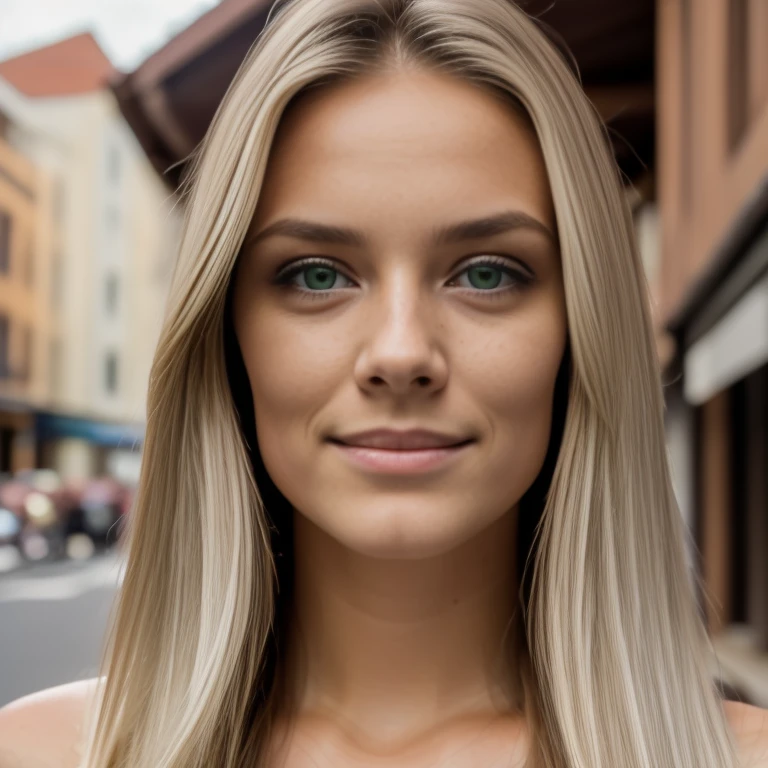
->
[[0, 552, 124, 708]]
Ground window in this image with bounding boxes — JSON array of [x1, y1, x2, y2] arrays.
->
[[18, 326, 31, 382], [730, 377, 748, 623], [24, 234, 34, 287], [105, 204, 120, 231], [52, 177, 66, 225], [0, 315, 9, 379], [729, 364, 768, 646], [105, 273, 119, 315], [49, 337, 62, 393], [0, 428, 12, 473], [50, 254, 63, 310], [104, 351, 118, 394], [0, 211, 11, 275], [107, 145, 121, 185], [0, 108, 10, 141]]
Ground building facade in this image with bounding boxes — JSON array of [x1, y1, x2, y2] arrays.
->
[[0, 33, 181, 484], [657, 0, 768, 704], [0, 111, 54, 473]]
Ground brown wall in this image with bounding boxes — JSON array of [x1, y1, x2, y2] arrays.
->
[[657, 0, 768, 325]]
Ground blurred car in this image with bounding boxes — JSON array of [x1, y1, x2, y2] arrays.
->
[[0, 471, 74, 563], [0, 473, 24, 572], [64, 476, 132, 552], [0, 470, 135, 566], [0, 495, 23, 548]]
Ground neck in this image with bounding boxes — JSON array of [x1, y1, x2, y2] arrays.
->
[[281, 507, 521, 746]]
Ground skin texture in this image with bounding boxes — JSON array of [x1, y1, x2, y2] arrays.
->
[[232, 67, 566, 764]]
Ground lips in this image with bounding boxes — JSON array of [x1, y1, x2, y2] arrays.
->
[[329, 428, 474, 450]]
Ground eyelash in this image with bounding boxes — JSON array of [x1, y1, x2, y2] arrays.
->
[[272, 256, 535, 301]]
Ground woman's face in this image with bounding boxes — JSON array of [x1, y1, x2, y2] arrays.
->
[[233, 69, 567, 559]]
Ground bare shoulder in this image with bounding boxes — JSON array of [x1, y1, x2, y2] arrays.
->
[[0, 678, 102, 768], [724, 699, 768, 766]]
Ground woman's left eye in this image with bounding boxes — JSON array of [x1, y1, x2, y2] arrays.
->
[[273, 256, 534, 299], [446, 259, 534, 293]]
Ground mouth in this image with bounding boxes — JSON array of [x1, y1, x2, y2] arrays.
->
[[326, 438, 475, 474]]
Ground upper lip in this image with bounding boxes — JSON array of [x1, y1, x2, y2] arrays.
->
[[329, 428, 474, 450]]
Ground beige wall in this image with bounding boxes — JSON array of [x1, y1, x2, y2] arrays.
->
[[0, 78, 180, 479], [2, 85, 179, 420]]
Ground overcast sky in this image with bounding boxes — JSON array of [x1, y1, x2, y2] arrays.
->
[[0, 0, 223, 72]]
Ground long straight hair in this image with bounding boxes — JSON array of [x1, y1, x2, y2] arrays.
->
[[79, 1, 739, 765]]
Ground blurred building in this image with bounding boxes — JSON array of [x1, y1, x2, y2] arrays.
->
[[0, 33, 181, 484], [0, 109, 55, 473], [656, 1, 768, 703]]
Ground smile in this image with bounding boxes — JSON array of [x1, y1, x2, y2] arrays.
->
[[327, 439, 474, 474]]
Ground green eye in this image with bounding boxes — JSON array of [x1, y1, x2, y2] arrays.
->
[[275, 260, 354, 293], [448, 258, 534, 293], [301, 264, 350, 291], [274, 256, 534, 299], [461, 264, 505, 290]]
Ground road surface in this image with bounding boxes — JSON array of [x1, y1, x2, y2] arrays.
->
[[0, 552, 123, 708]]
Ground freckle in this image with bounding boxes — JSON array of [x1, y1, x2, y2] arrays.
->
[[452, 597, 459, 605]]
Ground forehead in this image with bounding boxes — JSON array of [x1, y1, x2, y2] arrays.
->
[[253, 69, 555, 233]]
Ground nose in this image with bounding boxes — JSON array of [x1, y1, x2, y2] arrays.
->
[[353, 276, 448, 398]]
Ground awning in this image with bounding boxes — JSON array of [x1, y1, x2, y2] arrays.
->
[[34, 411, 145, 448]]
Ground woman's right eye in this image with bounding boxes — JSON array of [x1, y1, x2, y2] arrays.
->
[[273, 258, 354, 296]]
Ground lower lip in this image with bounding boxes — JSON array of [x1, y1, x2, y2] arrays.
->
[[329, 440, 474, 474]]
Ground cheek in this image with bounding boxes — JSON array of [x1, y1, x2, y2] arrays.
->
[[246, 315, 343, 420], [484, 333, 562, 422], [472, 309, 566, 482], [239, 309, 341, 486]]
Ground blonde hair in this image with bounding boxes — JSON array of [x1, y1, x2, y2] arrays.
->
[[80, 1, 739, 765]]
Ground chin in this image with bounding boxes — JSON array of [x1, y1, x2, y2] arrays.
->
[[327, 504, 493, 560]]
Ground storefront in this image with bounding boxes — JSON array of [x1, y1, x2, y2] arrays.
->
[[667, 178, 768, 704], [0, 397, 35, 473], [34, 409, 145, 485]]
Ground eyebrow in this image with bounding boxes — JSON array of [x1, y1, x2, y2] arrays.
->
[[245, 210, 558, 249]]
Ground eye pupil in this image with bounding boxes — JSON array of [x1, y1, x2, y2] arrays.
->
[[467, 265, 503, 290], [305, 266, 336, 290]]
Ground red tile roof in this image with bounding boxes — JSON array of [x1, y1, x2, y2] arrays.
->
[[0, 32, 118, 97]]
